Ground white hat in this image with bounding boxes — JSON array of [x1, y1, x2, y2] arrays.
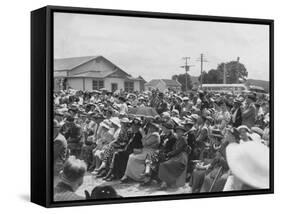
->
[[182, 97, 189, 101], [237, 125, 250, 132], [226, 141, 269, 189], [162, 112, 170, 118], [110, 117, 121, 128]]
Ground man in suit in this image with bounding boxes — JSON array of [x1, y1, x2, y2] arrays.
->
[[54, 156, 87, 201], [231, 98, 243, 127], [242, 94, 257, 128]]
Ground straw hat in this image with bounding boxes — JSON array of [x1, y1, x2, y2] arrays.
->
[[226, 141, 269, 189], [237, 125, 250, 132], [110, 117, 121, 128]]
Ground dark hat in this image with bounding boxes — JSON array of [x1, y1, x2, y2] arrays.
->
[[92, 113, 105, 120], [210, 129, 223, 139], [175, 125, 186, 132], [247, 94, 256, 102], [88, 185, 121, 199], [118, 96, 126, 102], [131, 117, 142, 126], [205, 116, 214, 122], [149, 123, 160, 131], [66, 115, 75, 123], [162, 121, 174, 130]]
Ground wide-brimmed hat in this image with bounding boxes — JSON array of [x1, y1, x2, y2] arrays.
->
[[118, 96, 126, 102], [110, 117, 121, 128], [175, 125, 186, 132], [247, 94, 257, 102], [183, 118, 195, 126], [251, 127, 264, 137], [226, 141, 269, 189], [92, 113, 105, 120], [120, 117, 130, 123], [182, 97, 189, 101], [149, 123, 160, 131], [100, 121, 112, 130], [131, 117, 142, 126], [162, 121, 174, 130], [237, 125, 250, 132], [209, 129, 223, 139], [162, 112, 171, 118]]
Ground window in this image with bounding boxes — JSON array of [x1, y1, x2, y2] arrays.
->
[[92, 79, 104, 90], [124, 81, 134, 92]]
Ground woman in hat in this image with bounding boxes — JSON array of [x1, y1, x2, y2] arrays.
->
[[121, 123, 160, 182], [96, 117, 132, 180], [237, 125, 252, 144], [142, 121, 177, 185], [158, 125, 189, 189], [92, 118, 121, 177]]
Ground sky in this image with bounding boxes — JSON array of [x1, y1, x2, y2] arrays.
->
[[54, 12, 270, 81]]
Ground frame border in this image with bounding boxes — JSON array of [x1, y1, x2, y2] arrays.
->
[[31, 5, 274, 208]]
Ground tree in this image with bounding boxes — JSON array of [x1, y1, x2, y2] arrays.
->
[[172, 73, 193, 91], [217, 61, 248, 84], [198, 61, 248, 84]]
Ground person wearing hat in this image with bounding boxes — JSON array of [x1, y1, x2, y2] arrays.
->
[[104, 117, 144, 180], [241, 93, 257, 128], [53, 120, 68, 187], [237, 125, 252, 144], [141, 121, 177, 185], [224, 140, 269, 191], [85, 185, 122, 199], [158, 124, 189, 189], [54, 156, 87, 201], [67, 124, 83, 158], [155, 92, 168, 115], [115, 96, 128, 115], [94, 118, 122, 178], [230, 98, 243, 128], [121, 122, 160, 182]]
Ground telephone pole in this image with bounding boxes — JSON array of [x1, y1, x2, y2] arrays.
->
[[197, 54, 208, 88], [180, 57, 194, 92]]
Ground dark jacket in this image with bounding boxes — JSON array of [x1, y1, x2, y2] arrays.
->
[[242, 103, 256, 128], [231, 107, 242, 127]]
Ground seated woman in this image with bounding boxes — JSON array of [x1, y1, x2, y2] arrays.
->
[[142, 121, 177, 185], [95, 117, 132, 179], [91, 119, 120, 175], [158, 125, 189, 189], [104, 118, 143, 181], [189, 129, 228, 193], [121, 123, 160, 182]]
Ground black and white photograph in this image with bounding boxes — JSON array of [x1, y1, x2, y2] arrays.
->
[[52, 10, 272, 203]]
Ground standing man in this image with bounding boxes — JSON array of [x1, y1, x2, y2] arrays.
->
[[231, 98, 243, 127]]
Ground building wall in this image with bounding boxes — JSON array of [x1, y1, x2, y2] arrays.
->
[[68, 78, 84, 90], [104, 77, 125, 92], [134, 81, 140, 92]]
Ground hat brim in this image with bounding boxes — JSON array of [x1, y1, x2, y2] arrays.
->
[[226, 142, 269, 189]]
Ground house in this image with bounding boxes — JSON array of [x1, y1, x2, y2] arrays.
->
[[54, 56, 146, 92], [144, 79, 182, 92]]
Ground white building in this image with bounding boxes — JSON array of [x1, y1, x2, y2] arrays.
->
[[145, 79, 182, 92], [54, 56, 146, 92]]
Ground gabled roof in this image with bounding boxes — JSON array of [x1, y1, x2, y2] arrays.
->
[[145, 79, 181, 87], [54, 56, 100, 71], [161, 79, 181, 87]]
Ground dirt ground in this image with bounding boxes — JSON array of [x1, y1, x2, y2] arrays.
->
[[76, 173, 192, 198]]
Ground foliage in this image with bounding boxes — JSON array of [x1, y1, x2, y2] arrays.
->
[[172, 73, 193, 91]]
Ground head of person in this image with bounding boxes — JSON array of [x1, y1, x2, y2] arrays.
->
[[92, 113, 105, 124], [175, 125, 186, 138], [148, 123, 160, 134], [131, 118, 142, 133], [238, 125, 250, 141], [161, 122, 174, 135], [110, 117, 121, 130], [246, 94, 256, 105], [120, 117, 130, 129], [105, 108, 113, 119], [60, 156, 87, 192], [85, 185, 121, 200], [183, 119, 194, 132], [53, 119, 61, 139], [209, 129, 224, 146]]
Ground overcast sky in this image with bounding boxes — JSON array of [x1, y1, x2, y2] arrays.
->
[[54, 12, 270, 81]]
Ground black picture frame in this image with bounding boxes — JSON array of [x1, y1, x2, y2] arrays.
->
[[31, 5, 274, 208]]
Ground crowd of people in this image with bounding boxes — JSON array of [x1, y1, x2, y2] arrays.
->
[[53, 87, 270, 201]]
